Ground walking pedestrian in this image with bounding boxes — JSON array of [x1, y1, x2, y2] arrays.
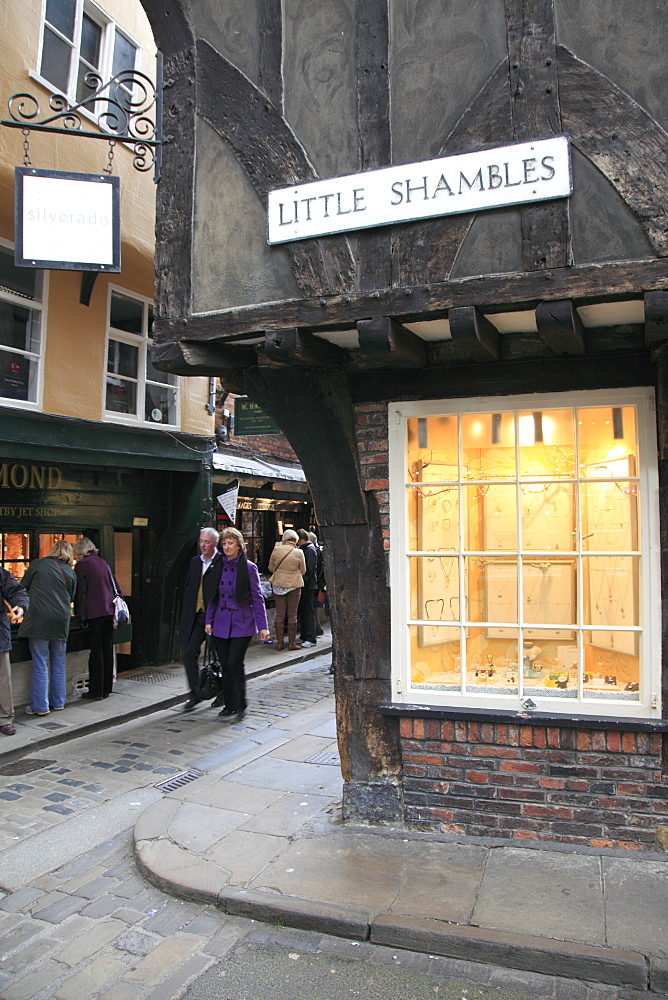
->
[[308, 531, 326, 636], [205, 527, 269, 722], [178, 527, 223, 710], [268, 529, 305, 650], [73, 538, 120, 700], [19, 540, 77, 715], [0, 570, 28, 735]]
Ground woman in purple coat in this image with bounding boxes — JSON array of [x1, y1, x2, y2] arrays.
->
[[205, 527, 268, 722]]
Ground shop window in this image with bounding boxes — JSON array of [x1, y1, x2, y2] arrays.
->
[[0, 534, 30, 581], [105, 289, 178, 427], [38, 0, 138, 120], [39, 533, 81, 558], [389, 388, 661, 718], [0, 245, 43, 406]]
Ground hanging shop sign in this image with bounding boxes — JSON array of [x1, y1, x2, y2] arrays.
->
[[14, 167, 121, 271], [234, 399, 280, 435], [267, 135, 572, 244]]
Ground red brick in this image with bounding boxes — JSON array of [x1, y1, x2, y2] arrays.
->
[[577, 732, 591, 752], [474, 746, 521, 760], [533, 727, 547, 748], [467, 722, 480, 743], [399, 718, 413, 738], [525, 804, 575, 820], [413, 719, 425, 740], [650, 734, 663, 755], [494, 724, 509, 744], [454, 721, 467, 742], [617, 782, 644, 796], [499, 760, 544, 774], [589, 838, 615, 849], [618, 841, 644, 851], [565, 779, 590, 792], [488, 773, 515, 786], [480, 724, 495, 743], [365, 479, 389, 491], [426, 720, 439, 740], [520, 727, 533, 747], [606, 731, 622, 753], [405, 754, 444, 765], [439, 822, 466, 834], [547, 727, 561, 748], [622, 732, 636, 754], [382, 539, 390, 551], [465, 771, 489, 784], [440, 721, 454, 740], [513, 830, 538, 840], [540, 777, 566, 790], [507, 725, 520, 747]]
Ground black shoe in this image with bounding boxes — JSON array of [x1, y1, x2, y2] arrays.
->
[[211, 693, 225, 708], [217, 707, 235, 717], [183, 698, 200, 712], [219, 709, 245, 722], [80, 692, 102, 700]]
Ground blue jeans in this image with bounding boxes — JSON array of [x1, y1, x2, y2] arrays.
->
[[29, 638, 67, 712]]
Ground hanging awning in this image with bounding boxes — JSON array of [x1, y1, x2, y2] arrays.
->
[[212, 449, 306, 483]]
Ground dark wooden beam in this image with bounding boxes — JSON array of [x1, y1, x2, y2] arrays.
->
[[505, 0, 571, 271], [151, 342, 254, 393], [356, 317, 428, 367], [263, 329, 347, 367], [535, 299, 585, 354], [152, 257, 668, 345], [258, 0, 282, 110], [448, 306, 501, 361], [645, 291, 668, 345]]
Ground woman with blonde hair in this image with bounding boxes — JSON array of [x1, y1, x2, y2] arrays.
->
[[205, 527, 269, 722], [19, 540, 77, 715], [268, 529, 306, 650]]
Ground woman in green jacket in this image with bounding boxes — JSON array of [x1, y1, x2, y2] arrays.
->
[[19, 540, 77, 715]]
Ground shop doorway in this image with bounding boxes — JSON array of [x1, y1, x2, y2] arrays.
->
[[114, 528, 152, 671]]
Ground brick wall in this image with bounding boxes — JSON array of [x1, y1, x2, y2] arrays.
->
[[400, 716, 667, 851], [354, 403, 390, 549]]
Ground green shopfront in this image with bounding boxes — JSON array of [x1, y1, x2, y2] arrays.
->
[[0, 408, 213, 707]]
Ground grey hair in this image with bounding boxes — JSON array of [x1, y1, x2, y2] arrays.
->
[[199, 527, 220, 542], [307, 531, 318, 544], [282, 529, 298, 543], [74, 537, 97, 558]]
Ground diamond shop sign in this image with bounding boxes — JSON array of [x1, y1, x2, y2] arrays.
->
[[267, 135, 571, 245]]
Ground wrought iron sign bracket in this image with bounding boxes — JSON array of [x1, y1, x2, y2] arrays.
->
[[1, 53, 164, 182]]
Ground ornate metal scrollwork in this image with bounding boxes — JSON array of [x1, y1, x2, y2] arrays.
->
[[3, 62, 163, 178]]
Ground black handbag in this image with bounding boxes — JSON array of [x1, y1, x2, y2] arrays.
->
[[199, 639, 223, 700]]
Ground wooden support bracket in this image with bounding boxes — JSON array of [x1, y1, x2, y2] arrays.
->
[[263, 329, 347, 367], [644, 291, 668, 345], [535, 299, 586, 355], [79, 271, 98, 306], [356, 316, 428, 368], [151, 341, 257, 393], [448, 306, 501, 361]]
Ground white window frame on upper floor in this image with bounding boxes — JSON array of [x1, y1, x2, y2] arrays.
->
[[388, 386, 662, 720], [33, 0, 141, 119], [103, 284, 179, 430], [0, 239, 47, 412]]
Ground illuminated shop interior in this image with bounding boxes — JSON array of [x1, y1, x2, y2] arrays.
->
[[402, 397, 649, 706]]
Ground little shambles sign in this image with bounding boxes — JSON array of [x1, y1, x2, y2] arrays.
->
[[267, 135, 571, 244], [14, 167, 120, 271]]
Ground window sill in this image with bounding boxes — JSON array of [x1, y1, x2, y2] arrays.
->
[[378, 701, 668, 733]]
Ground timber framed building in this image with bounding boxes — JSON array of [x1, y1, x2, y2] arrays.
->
[[143, 0, 668, 849]]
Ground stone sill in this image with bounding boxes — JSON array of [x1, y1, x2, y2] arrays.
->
[[378, 702, 668, 734]]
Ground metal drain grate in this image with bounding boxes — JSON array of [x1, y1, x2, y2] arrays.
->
[[125, 671, 175, 685], [154, 768, 204, 792], [305, 750, 341, 766], [0, 758, 57, 776]]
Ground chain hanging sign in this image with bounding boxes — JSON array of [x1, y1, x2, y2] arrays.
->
[[15, 167, 120, 271], [267, 135, 572, 244]]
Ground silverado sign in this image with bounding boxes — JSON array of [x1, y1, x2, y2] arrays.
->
[[267, 135, 571, 244]]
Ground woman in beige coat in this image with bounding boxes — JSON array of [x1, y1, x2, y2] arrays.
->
[[268, 529, 306, 650]]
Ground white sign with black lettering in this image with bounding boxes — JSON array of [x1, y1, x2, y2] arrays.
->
[[267, 135, 571, 244]]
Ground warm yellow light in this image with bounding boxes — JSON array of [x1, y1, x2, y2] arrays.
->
[[542, 415, 554, 445], [471, 421, 483, 437], [518, 415, 535, 446]]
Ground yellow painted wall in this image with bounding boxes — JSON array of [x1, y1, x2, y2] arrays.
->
[[0, 0, 214, 436]]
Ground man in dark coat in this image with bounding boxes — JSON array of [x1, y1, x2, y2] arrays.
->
[[297, 529, 318, 647], [179, 527, 223, 710], [0, 568, 29, 735]]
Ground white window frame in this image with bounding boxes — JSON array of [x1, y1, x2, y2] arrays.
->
[[34, 0, 140, 116], [0, 239, 47, 412], [104, 285, 179, 429], [388, 387, 662, 719]]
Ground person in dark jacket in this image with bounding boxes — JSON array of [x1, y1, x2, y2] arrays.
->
[[73, 537, 120, 700], [179, 527, 223, 710], [19, 540, 77, 715], [296, 529, 318, 647], [205, 527, 268, 722], [0, 568, 29, 735]]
